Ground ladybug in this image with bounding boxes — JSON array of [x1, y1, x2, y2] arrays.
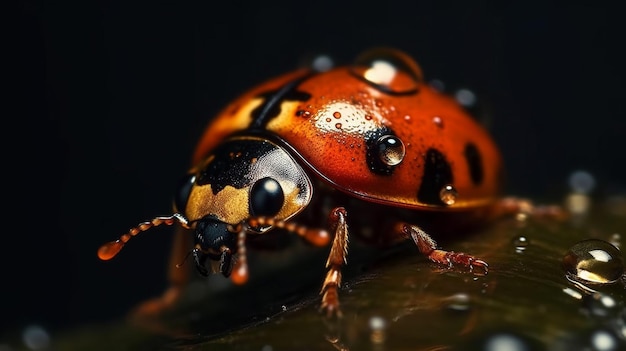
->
[[99, 48, 519, 317]]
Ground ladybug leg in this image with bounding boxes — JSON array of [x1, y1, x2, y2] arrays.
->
[[402, 224, 488, 274], [247, 213, 345, 316], [319, 207, 349, 318]]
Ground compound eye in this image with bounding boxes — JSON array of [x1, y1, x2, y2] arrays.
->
[[174, 173, 196, 214], [249, 177, 284, 217]]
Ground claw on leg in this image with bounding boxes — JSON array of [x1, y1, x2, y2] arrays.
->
[[403, 224, 488, 274]]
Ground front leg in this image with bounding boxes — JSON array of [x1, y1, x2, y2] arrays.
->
[[402, 224, 488, 273], [320, 207, 349, 317]]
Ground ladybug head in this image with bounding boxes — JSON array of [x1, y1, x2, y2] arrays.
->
[[97, 135, 313, 282]]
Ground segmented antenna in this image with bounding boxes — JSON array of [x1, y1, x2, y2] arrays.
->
[[97, 213, 189, 261], [246, 216, 331, 247]]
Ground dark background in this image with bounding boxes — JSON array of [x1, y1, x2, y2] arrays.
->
[[9, 0, 625, 340]]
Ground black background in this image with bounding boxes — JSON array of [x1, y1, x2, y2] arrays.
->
[[10, 0, 626, 339]]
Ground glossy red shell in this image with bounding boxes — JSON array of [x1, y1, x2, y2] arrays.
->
[[193, 51, 502, 211]]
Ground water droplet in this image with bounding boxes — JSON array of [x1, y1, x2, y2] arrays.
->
[[350, 48, 422, 94], [513, 236, 529, 253], [369, 316, 386, 330], [472, 331, 539, 351], [403, 115, 411, 121], [429, 79, 445, 92], [442, 293, 471, 312], [22, 325, 50, 351], [333, 111, 341, 119], [455, 88, 477, 107], [569, 170, 596, 194], [376, 135, 405, 166], [432, 116, 444, 128], [563, 239, 624, 284], [325, 117, 331, 122], [335, 123, 342, 129], [562, 287, 583, 300], [590, 329, 620, 351], [311, 54, 334, 72], [368, 316, 387, 344], [364, 114, 372, 120], [295, 110, 311, 118], [439, 184, 458, 205]]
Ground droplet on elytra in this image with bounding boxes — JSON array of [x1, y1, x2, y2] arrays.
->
[[439, 184, 458, 205], [433, 116, 444, 128], [333, 111, 341, 119], [376, 135, 405, 166], [563, 239, 625, 284], [350, 48, 422, 94], [513, 236, 529, 253]]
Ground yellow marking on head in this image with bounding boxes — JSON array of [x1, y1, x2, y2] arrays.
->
[[185, 180, 308, 226]]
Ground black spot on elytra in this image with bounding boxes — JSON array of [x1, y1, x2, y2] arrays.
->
[[364, 126, 398, 175], [417, 148, 453, 206], [464, 142, 484, 185], [250, 74, 313, 129]]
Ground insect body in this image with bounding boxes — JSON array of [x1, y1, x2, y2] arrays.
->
[[99, 48, 503, 316]]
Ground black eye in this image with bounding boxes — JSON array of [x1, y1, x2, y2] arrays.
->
[[249, 177, 284, 217], [173, 173, 195, 214]]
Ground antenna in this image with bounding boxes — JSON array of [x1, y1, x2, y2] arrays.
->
[[97, 213, 189, 260]]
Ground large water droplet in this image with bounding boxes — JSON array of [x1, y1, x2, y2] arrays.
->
[[376, 135, 405, 166], [439, 184, 458, 205], [563, 239, 624, 284], [350, 48, 421, 94]]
